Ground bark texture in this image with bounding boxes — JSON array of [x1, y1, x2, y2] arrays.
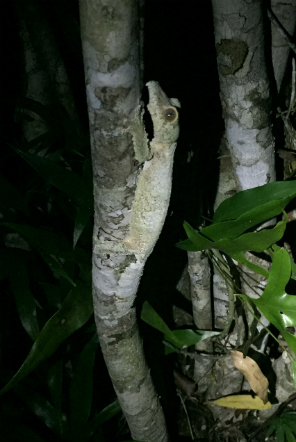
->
[[212, 0, 275, 192]]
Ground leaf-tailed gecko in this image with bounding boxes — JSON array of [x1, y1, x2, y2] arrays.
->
[[94, 81, 180, 261]]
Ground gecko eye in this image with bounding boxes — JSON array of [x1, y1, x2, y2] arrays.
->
[[164, 107, 178, 123]]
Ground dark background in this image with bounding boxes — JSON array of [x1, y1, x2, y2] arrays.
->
[[0, 1, 223, 441]]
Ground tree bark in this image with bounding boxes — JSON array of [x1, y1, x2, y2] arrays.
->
[[211, 0, 275, 192]]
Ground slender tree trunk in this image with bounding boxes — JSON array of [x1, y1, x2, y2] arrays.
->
[[14, 0, 78, 141], [211, 0, 275, 192], [79, 1, 181, 440]]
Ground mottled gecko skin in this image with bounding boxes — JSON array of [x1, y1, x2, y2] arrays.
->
[[94, 81, 180, 261], [124, 82, 179, 259]]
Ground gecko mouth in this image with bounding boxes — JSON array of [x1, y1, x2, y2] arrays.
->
[[143, 104, 154, 141]]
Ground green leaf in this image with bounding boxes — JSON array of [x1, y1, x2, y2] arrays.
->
[[37, 249, 76, 286], [70, 333, 98, 441], [47, 359, 63, 416], [286, 427, 296, 442], [164, 329, 220, 354], [293, 360, 296, 389], [201, 200, 286, 242], [175, 238, 198, 251], [73, 205, 92, 248], [0, 280, 93, 394], [276, 425, 286, 442], [8, 250, 39, 340], [86, 400, 122, 437], [214, 212, 287, 254], [267, 413, 296, 442], [245, 249, 296, 354], [40, 283, 63, 308], [141, 302, 219, 353], [3, 223, 72, 258], [141, 301, 183, 348], [13, 384, 62, 435], [268, 244, 296, 281], [3, 223, 77, 286], [16, 97, 55, 123], [284, 413, 296, 434], [231, 252, 269, 278], [213, 181, 296, 222], [180, 213, 287, 254], [16, 150, 93, 209], [266, 420, 277, 437], [182, 221, 214, 250]]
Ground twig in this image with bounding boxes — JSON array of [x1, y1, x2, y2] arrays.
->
[[178, 392, 195, 440], [267, 8, 296, 55], [287, 58, 296, 120]]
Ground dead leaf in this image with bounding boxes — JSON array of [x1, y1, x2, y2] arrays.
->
[[231, 350, 269, 403], [209, 394, 272, 410]]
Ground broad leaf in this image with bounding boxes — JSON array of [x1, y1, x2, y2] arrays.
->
[[213, 181, 296, 222], [74, 205, 92, 247], [13, 384, 62, 435], [86, 400, 122, 438], [200, 200, 287, 242], [3, 223, 76, 285], [9, 253, 39, 340], [231, 252, 269, 278], [16, 150, 93, 209], [3, 223, 73, 258], [70, 333, 98, 441], [179, 214, 287, 254], [141, 302, 219, 353], [0, 281, 93, 394], [164, 329, 220, 354], [268, 244, 296, 281], [4, 248, 40, 340], [267, 412, 296, 442], [141, 301, 183, 348], [47, 359, 63, 418], [242, 249, 296, 355], [175, 238, 199, 251]]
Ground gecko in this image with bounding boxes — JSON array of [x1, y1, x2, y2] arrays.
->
[[94, 81, 180, 261]]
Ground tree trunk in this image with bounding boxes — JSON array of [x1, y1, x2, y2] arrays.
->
[[79, 1, 180, 440]]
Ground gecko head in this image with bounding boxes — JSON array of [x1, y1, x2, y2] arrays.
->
[[146, 81, 180, 146]]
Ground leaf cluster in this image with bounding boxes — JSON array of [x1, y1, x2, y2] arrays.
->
[[176, 182, 296, 382], [0, 100, 126, 441]]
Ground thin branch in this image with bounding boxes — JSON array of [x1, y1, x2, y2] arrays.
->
[[177, 393, 195, 440], [287, 58, 296, 120], [267, 8, 296, 55]]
